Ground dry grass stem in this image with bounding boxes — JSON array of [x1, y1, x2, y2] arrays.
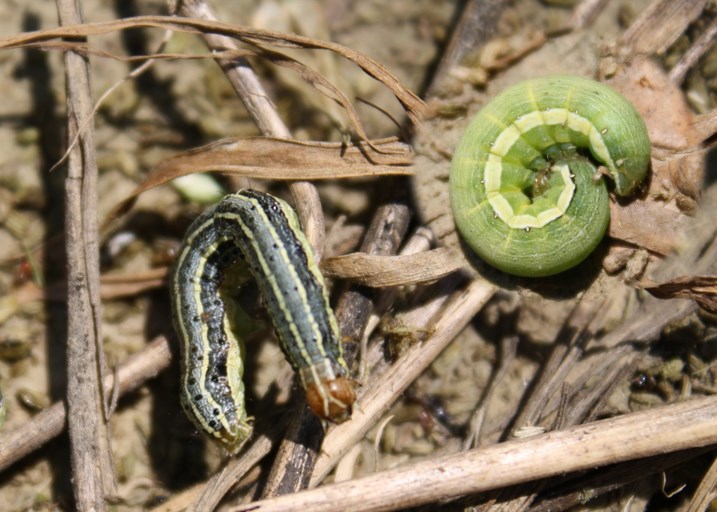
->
[[619, 0, 707, 56], [669, 15, 717, 84], [172, 0, 324, 256], [56, 0, 113, 508], [686, 452, 717, 512], [230, 396, 717, 512], [0, 16, 427, 132], [310, 278, 497, 486]]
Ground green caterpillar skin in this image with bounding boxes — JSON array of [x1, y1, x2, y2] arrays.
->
[[450, 75, 651, 277]]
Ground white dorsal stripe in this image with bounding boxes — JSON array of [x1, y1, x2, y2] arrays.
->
[[483, 109, 613, 229], [487, 164, 575, 228]]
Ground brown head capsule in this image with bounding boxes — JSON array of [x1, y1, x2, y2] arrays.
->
[[305, 376, 356, 423]]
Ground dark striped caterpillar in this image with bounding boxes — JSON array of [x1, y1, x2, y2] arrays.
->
[[170, 189, 355, 453]]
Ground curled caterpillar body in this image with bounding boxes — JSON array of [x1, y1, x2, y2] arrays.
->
[[449, 75, 651, 277], [170, 190, 354, 453]]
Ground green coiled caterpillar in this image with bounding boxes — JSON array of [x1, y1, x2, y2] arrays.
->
[[450, 75, 651, 277]]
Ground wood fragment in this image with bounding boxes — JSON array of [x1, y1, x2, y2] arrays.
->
[[321, 249, 462, 287], [427, 0, 510, 95]]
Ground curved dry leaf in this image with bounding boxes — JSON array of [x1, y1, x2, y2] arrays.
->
[[23, 39, 386, 173], [0, 15, 427, 125], [109, 137, 413, 218], [611, 58, 703, 200], [320, 249, 462, 287]]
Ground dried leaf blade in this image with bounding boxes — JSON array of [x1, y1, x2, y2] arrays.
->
[[635, 275, 717, 314]]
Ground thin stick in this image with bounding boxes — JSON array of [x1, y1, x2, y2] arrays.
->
[[568, 0, 609, 31], [669, 15, 717, 84], [426, 0, 510, 96], [173, 0, 325, 256], [0, 337, 172, 473], [230, 396, 717, 512], [191, 433, 275, 512], [310, 278, 497, 486], [687, 452, 717, 512], [531, 449, 709, 512], [56, 0, 112, 508], [509, 296, 605, 433]]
